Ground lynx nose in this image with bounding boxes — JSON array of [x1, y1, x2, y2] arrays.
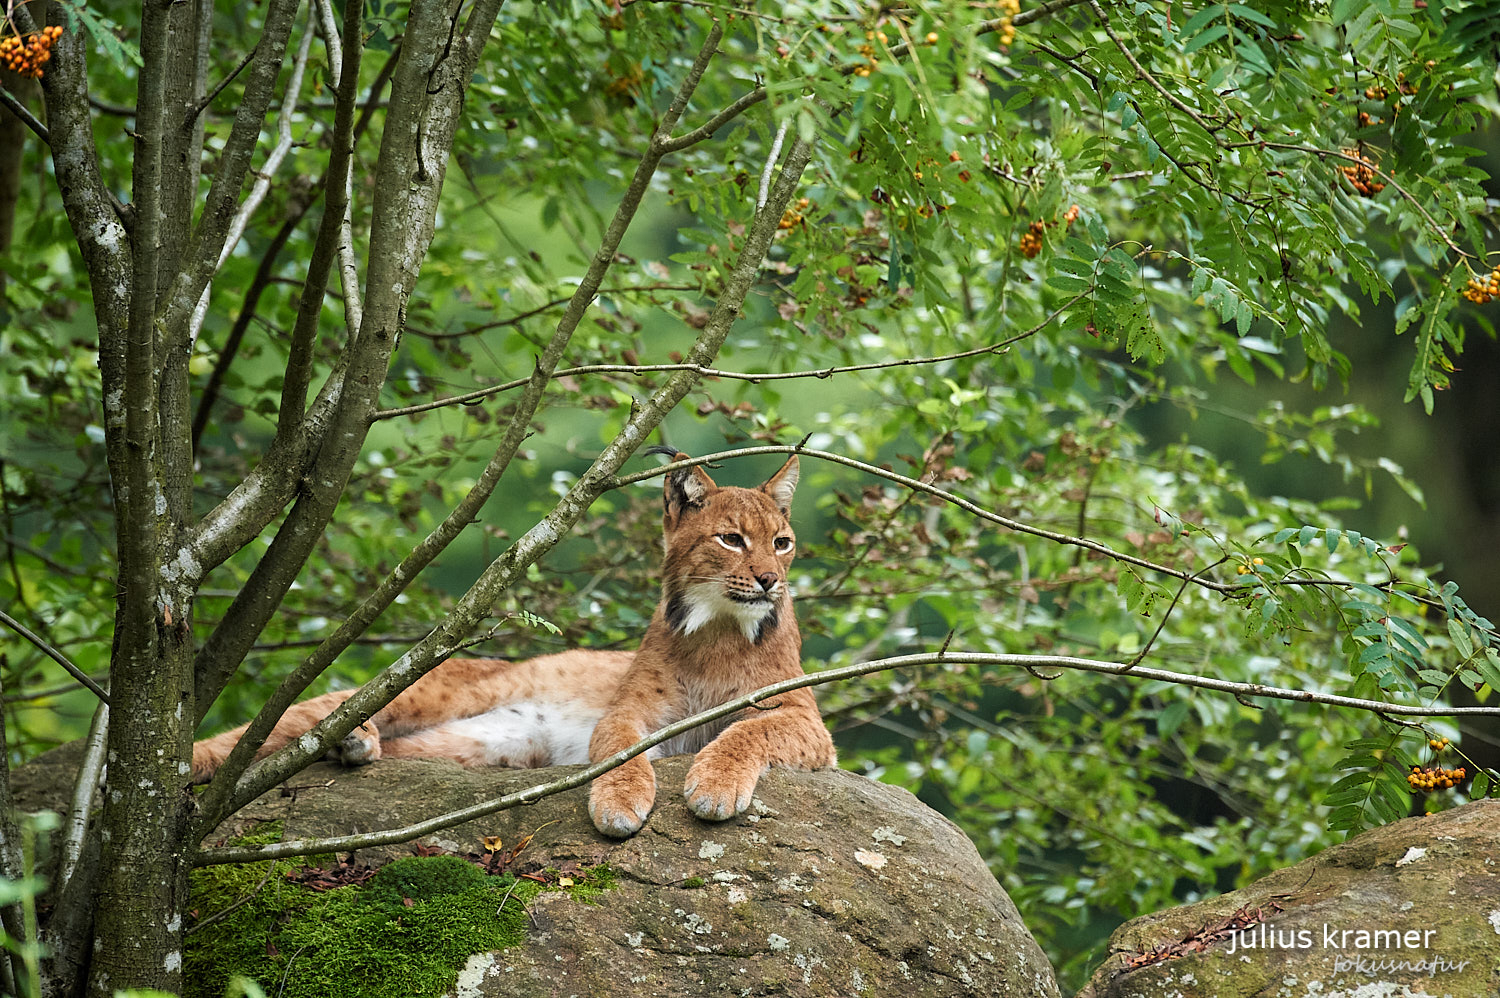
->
[[755, 572, 779, 593]]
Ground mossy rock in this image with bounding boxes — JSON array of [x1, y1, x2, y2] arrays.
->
[[185, 853, 544, 998], [202, 756, 1061, 998], [359, 855, 491, 909], [1078, 797, 1500, 998]]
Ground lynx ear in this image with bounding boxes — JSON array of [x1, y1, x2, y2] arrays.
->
[[760, 455, 799, 518], [648, 446, 717, 521]]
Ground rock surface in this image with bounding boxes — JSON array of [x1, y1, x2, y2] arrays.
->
[[1077, 797, 1500, 998], [200, 756, 1060, 998]]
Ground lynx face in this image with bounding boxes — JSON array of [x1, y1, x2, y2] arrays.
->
[[655, 453, 798, 645]]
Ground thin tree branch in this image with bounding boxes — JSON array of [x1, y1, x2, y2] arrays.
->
[[371, 294, 1085, 421], [402, 282, 702, 341], [185, 6, 318, 350], [1087, 0, 1226, 137], [609, 445, 1233, 594], [1234, 141, 1470, 259], [0, 85, 47, 143], [191, 192, 315, 453], [757, 115, 790, 211], [657, 86, 767, 154], [57, 704, 109, 892], [156, 0, 302, 358], [0, 610, 111, 703], [312, 0, 364, 334], [193, 644, 1491, 866], [191, 46, 258, 122]]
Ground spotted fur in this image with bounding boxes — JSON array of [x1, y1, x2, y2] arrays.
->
[[191, 453, 835, 838]]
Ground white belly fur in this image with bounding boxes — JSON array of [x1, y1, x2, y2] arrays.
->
[[430, 699, 603, 766]]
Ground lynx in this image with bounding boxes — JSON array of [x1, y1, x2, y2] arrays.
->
[[192, 451, 836, 838]]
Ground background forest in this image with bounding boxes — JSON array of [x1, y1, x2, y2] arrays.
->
[[1, 0, 1499, 993]]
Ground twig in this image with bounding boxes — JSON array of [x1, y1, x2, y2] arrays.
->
[[57, 703, 108, 892], [402, 282, 702, 341], [191, 46, 259, 122], [1237, 141, 1471, 260], [0, 609, 110, 704], [757, 116, 790, 212], [0, 85, 47, 144], [187, 6, 317, 349], [312, 0, 363, 335], [194, 645, 1494, 866], [370, 293, 1085, 421], [611, 444, 1234, 592], [1088, 0, 1225, 138]]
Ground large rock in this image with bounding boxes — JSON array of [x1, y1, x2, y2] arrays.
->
[[1078, 798, 1500, 998], [206, 756, 1060, 998]]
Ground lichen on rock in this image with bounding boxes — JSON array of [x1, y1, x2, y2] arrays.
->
[[1078, 798, 1500, 998]]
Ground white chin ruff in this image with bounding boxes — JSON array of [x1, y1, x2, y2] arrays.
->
[[677, 582, 775, 643]]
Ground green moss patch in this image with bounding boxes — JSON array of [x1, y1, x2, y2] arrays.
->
[[186, 847, 612, 998]]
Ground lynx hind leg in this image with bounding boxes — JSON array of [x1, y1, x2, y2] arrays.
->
[[191, 688, 378, 783]]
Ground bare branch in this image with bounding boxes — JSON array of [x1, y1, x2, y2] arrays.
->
[[757, 115, 790, 211], [157, 0, 302, 356], [0, 85, 47, 143], [192, 47, 258, 122], [0, 609, 110, 704], [610, 444, 1233, 594], [186, 7, 318, 349], [58, 704, 109, 892], [657, 86, 767, 154], [403, 282, 702, 341], [194, 644, 1491, 866], [370, 293, 1086, 421]]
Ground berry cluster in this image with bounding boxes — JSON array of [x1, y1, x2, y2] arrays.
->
[[1462, 266, 1500, 304], [1407, 765, 1466, 792], [778, 197, 812, 231], [1018, 204, 1080, 258], [1235, 557, 1265, 575], [1019, 221, 1045, 258], [1338, 148, 1385, 197], [995, 0, 1021, 47], [0, 24, 62, 78]]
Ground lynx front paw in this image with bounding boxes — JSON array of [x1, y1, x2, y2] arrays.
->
[[337, 721, 381, 766], [589, 760, 656, 839], [683, 754, 765, 822]]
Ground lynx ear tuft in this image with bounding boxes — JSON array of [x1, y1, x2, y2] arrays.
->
[[760, 455, 799, 518], [648, 446, 717, 520]]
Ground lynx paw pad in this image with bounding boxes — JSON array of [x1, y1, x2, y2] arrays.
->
[[683, 766, 760, 822], [589, 765, 656, 839], [589, 797, 652, 839]]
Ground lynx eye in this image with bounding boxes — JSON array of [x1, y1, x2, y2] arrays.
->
[[715, 533, 746, 551], [773, 536, 794, 553]]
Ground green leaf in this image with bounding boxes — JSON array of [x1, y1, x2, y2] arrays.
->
[[1157, 700, 1191, 739], [1447, 619, 1474, 660], [1472, 770, 1492, 800]]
